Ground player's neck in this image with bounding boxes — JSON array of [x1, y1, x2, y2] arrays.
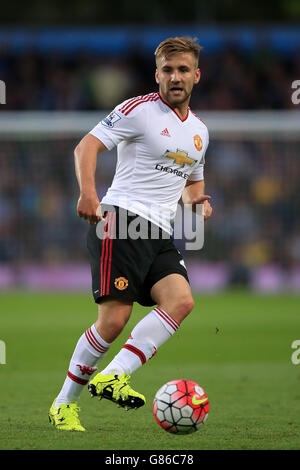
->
[[173, 103, 189, 120], [158, 92, 190, 121]]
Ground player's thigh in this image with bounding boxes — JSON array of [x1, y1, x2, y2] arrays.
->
[[95, 297, 133, 343], [150, 273, 194, 323]]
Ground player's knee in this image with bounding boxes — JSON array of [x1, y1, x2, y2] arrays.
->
[[96, 302, 131, 342], [169, 295, 194, 323], [180, 296, 194, 318], [106, 312, 129, 334]]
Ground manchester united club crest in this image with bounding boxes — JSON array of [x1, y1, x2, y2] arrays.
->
[[194, 134, 203, 151], [114, 277, 129, 290]]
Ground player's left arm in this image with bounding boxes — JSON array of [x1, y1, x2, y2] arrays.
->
[[181, 180, 213, 220]]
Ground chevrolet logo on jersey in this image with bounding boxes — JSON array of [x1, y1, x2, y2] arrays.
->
[[164, 150, 197, 167]]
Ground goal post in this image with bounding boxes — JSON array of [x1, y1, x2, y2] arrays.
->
[[1, 110, 300, 139]]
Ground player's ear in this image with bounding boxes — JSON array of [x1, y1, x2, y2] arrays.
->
[[194, 68, 201, 84], [155, 69, 160, 84]]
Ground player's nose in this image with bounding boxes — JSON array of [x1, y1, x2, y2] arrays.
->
[[170, 71, 180, 82]]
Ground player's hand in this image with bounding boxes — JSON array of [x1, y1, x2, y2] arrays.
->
[[203, 199, 213, 220], [77, 192, 103, 225], [190, 195, 213, 220]]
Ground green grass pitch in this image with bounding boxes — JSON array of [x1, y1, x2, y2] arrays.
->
[[0, 290, 299, 450]]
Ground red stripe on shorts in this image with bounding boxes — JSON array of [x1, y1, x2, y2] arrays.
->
[[105, 211, 116, 296], [100, 213, 109, 296], [100, 211, 115, 296]]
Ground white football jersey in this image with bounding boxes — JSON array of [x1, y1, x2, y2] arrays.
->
[[90, 92, 209, 234]]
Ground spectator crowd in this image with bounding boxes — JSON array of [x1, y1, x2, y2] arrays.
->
[[0, 38, 299, 289], [1, 42, 299, 111]]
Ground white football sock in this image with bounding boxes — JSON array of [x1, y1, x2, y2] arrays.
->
[[55, 324, 111, 406], [100, 307, 180, 376]]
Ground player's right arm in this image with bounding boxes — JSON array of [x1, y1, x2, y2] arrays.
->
[[75, 98, 145, 224], [74, 133, 107, 225]]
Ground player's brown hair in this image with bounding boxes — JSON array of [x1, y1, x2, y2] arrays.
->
[[154, 37, 202, 67]]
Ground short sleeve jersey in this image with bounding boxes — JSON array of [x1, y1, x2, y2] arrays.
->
[[90, 92, 209, 234]]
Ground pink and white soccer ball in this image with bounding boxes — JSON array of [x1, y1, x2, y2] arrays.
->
[[153, 379, 209, 434]]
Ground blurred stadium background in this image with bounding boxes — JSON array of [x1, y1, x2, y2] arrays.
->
[[0, 1, 300, 296], [1, 0, 300, 452]]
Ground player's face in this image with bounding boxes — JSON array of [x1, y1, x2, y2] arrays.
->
[[155, 52, 201, 108]]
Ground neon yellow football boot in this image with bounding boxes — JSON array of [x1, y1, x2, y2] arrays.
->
[[48, 400, 85, 431], [88, 373, 146, 410]]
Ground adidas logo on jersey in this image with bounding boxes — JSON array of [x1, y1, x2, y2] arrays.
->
[[160, 128, 171, 137]]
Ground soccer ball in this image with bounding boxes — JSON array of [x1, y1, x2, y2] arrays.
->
[[153, 379, 209, 434]]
